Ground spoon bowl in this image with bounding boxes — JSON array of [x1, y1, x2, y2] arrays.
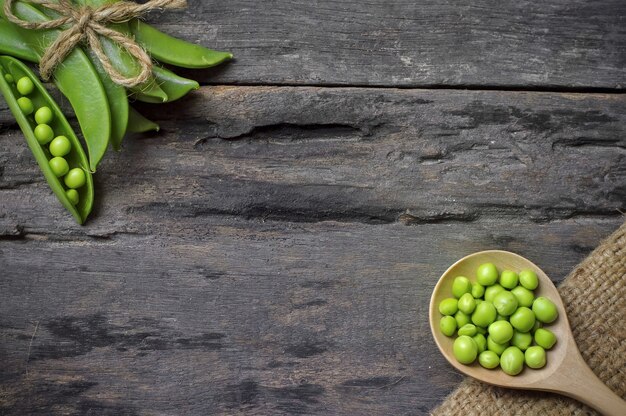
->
[[429, 250, 625, 416]]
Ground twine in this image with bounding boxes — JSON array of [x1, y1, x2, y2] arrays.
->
[[3, 0, 187, 88]]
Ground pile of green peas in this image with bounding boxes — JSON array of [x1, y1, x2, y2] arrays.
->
[[8, 74, 86, 205], [439, 263, 558, 375]]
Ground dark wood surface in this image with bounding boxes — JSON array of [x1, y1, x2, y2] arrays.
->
[[1, 1, 625, 415], [161, 0, 626, 88]]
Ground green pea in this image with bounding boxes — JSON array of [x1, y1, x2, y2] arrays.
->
[[34, 124, 54, 145], [452, 276, 472, 298], [49, 136, 72, 157], [64, 168, 86, 189], [525, 346, 546, 369], [476, 326, 487, 335], [17, 96, 34, 115], [440, 316, 457, 337], [487, 336, 509, 356], [488, 320, 513, 344], [495, 313, 508, 321], [49, 157, 69, 177], [499, 270, 519, 289], [457, 292, 476, 314], [534, 328, 557, 349], [4, 73, 14, 83], [439, 298, 458, 316], [476, 263, 499, 286], [484, 284, 505, 302], [509, 306, 535, 332], [478, 350, 500, 369], [471, 301, 496, 328], [500, 346, 525, 375], [532, 297, 559, 323], [66, 189, 80, 206], [511, 286, 535, 307], [453, 335, 478, 364], [34, 106, 54, 125], [492, 291, 518, 316], [519, 269, 539, 290], [511, 330, 533, 351], [458, 323, 477, 337], [16, 76, 34, 95], [473, 333, 487, 353], [455, 310, 471, 328], [471, 282, 485, 299]]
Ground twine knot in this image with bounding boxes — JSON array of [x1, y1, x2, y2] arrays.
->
[[4, 0, 187, 87]]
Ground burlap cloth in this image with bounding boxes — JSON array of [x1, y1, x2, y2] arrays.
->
[[432, 221, 626, 416]]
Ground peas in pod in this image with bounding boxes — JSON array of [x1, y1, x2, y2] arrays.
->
[[0, 56, 93, 223], [0, 0, 232, 223]]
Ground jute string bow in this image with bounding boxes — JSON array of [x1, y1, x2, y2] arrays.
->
[[4, 0, 187, 87]]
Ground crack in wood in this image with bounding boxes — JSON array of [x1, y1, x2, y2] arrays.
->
[[551, 137, 626, 150]]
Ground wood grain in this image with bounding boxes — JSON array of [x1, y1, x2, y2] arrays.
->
[[0, 86, 624, 414], [1, 87, 624, 235], [152, 0, 626, 88], [0, 220, 622, 415]]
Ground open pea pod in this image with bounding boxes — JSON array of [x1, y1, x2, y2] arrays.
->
[[129, 19, 233, 69], [0, 56, 94, 224], [0, 0, 112, 172]]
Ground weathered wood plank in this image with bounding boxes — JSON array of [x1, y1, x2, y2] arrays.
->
[[151, 0, 626, 88], [1, 87, 624, 235], [0, 218, 621, 415], [1, 86, 624, 414]]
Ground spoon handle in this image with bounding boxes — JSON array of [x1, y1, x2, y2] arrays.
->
[[550, 349, 626, 416]]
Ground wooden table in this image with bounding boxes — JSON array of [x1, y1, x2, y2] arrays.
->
[[1, 1, 625, 414]]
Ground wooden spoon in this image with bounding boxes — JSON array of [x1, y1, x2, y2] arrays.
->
[[429, 250, 626, 416]]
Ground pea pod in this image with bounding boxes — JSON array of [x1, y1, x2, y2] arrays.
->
[[0, 56, 94, 224], [0, 18, 39, 62], [39, 0, 169, 104], [129, 19, 233, 69], [87, 52, 129, 151], [0, 0, 112, 172], [132, 66, 199, 103], [127, 107, 159, 133], [99, 23, 168, 103]]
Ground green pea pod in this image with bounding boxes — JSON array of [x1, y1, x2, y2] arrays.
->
[[132, 66, 199, 103], [38, 0, 169, 104], [0, 0, 112, 172], [0, 18, 39, 62], [72, 0, 233, 69], [127, 107, 159, 133], [100, 23, 168, 103], [0, 56, 94, 224], [87, 52, 129, 151], [129, 19, 233, 69]]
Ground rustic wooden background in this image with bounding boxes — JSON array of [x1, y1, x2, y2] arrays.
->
[[1, 0, 625, 415]]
